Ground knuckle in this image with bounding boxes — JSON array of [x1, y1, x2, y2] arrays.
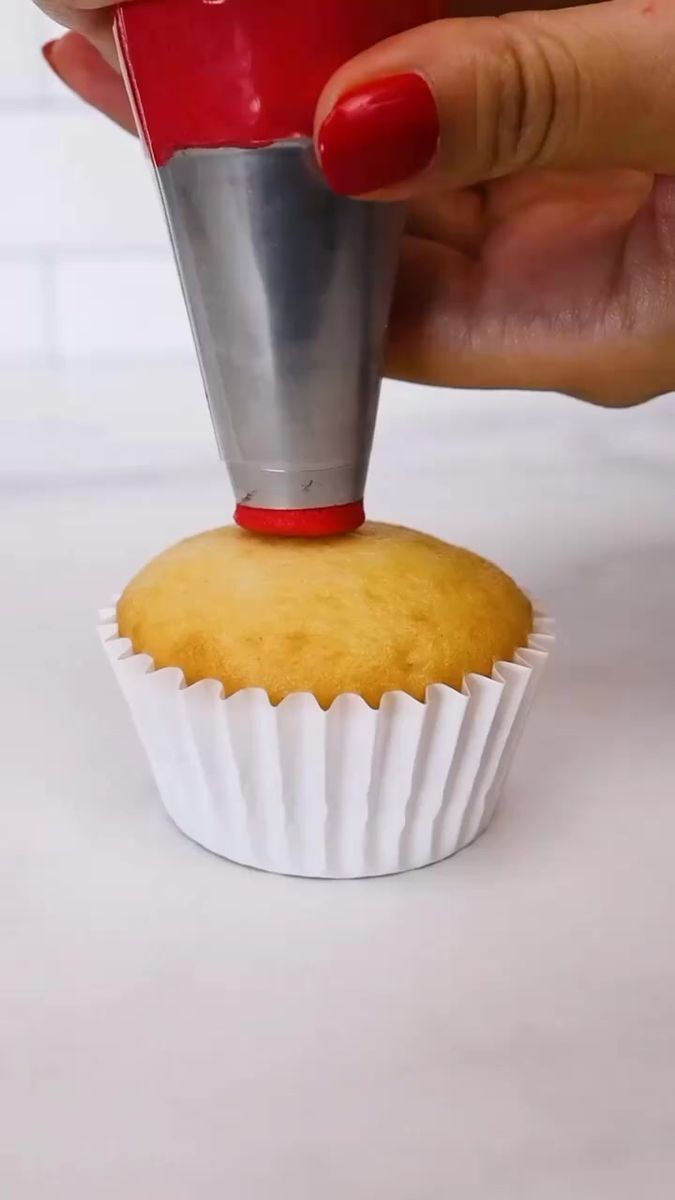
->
[[481, 19, 584, 175], [39, 3, 70, 25], [565, 366, 662, 409], [577, 390, 654, 408]]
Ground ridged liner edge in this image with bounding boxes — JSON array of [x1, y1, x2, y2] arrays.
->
[[98, 602, 554, 878]]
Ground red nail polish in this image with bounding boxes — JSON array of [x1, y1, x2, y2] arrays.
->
[[42, 40, 61, 77], [319, 73, 439, 196]]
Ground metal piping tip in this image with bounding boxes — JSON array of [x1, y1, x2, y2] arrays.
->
[[153, 139, 405, 526]]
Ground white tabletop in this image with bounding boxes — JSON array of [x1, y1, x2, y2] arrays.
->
[[2, 364, 675, 1198]]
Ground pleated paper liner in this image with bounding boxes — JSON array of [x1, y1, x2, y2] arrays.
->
[[99, 605, 554, 878]]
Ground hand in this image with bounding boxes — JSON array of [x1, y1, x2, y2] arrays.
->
[[315, 0, 675, 405], [37, 1, 136, 131], [35, 1, 577, 131], [38, 0, 675, 406]]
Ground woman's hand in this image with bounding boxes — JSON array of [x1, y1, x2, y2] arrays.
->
[[37, 1, 136, 130], [315, 0, 675, 405], [34, 2, 592, 145], [37, 0, 675, 406]]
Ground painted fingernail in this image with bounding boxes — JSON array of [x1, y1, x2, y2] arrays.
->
[[318, 73, 439, 196], [42, 40, 61, 76]]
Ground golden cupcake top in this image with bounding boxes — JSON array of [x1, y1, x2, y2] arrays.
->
[[117, 521, 532, 708]]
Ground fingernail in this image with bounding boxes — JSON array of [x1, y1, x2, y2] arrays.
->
[[42, 40, 61, 76], [318, 73, 439, 196]]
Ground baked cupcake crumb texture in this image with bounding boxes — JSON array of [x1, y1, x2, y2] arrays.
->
[[117, 522, 532, 708]]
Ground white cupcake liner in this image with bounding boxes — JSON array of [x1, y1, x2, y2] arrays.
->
[[99, 604, 554, 878]]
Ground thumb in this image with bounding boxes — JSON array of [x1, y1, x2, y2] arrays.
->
[[315, 0, 675, 197]]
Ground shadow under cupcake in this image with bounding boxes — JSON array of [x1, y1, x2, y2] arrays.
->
[[99, 522, 553, 878]]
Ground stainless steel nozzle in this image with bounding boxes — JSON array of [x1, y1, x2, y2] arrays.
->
[[155, 139, 405, 523]]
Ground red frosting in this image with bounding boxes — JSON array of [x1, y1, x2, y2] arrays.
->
[[117, 0, 441, 165], [235, 502, 366, 538]]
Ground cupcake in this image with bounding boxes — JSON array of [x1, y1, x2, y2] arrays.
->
[[100, 522, 553, 877]]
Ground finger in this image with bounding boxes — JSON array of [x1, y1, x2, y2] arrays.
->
[[386, 228, 675, 407], [42, 3, 122, 68], [43, 32, 135, 131], [42, 0, 135, 15], [446, 0, 601, 11], [316, 0, 675, 198], [406, 187, 486, 257]]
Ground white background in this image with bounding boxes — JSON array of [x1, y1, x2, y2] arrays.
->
[[1, 0, 191, 362], [4, 381, 675, 1198], [3, 8, 675, 1196]]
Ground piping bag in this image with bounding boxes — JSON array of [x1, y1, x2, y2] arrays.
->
[[116, 0, 440, 536]]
